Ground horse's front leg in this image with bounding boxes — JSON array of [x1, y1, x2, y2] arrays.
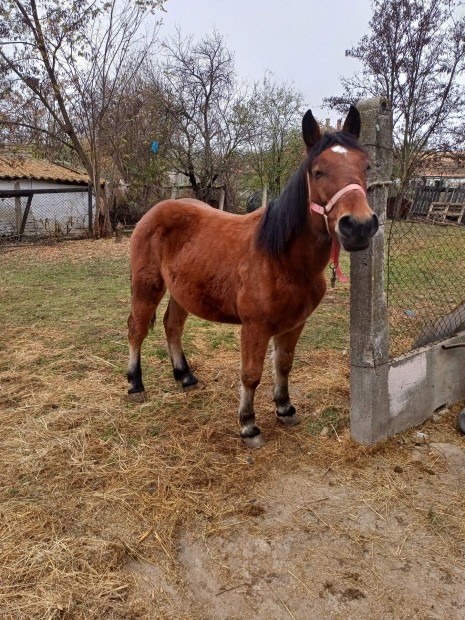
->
[[239, 324, 270, 448], [272, 323, 305, 426]]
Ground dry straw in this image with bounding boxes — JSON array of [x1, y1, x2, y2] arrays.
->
[[1, 239, 464, 619]]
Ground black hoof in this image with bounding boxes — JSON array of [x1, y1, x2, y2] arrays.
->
[[241, 433, 266, 448], [276, 403, 299, 426], [181, 373, 199, 390], [458, 409, 465, 434], [277, 413, 300, 426], [128, 390, 148, 403], [276, 403, 296, 416], [240, 425, 265, 448]]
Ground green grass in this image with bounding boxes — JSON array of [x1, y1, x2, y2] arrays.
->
[[385, 220, 465, 356], [306, 407, 347, 436], [2, 224, 461, 370], [386, 221, 465, 297], [0, 240, 351, 382]]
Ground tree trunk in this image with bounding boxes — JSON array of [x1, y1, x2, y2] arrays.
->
[[93, 185, 112, 238]]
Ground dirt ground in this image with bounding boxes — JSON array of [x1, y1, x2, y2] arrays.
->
[[1, 238, 465, 620], [126, 426, 465, 620]]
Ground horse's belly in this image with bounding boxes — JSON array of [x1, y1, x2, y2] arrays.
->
[[189, 299, 242, 324], [195, 306, 242, 324], [166, 282, 241, 325]]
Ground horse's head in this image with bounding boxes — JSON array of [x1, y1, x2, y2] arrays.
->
[[302, 106, 378, 251]]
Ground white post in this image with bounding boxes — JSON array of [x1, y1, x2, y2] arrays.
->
[[219, 188, 225, 211], [14, 181, 21, 234], [261, 184, 268, 209]]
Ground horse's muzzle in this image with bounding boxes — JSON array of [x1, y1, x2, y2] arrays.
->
[[338, 214, 379, 251]]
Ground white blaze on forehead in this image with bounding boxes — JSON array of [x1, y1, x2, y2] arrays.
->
[[332, 145, 348, 155]]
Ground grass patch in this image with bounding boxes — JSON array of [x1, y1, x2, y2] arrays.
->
[[307, 407, 348, 436], [385, 220, 465, 356]]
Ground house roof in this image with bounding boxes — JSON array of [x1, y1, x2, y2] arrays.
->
[[416, 152, 465, 179], [0, 156, 90, 184]]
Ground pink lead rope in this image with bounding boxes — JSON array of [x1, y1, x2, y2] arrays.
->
[[329, 238, 348, 286], [307, 177, 366, 286]]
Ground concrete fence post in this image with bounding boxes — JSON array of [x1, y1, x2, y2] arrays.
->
[[261, 184, 268, 209], [350, 97, 393, 444]]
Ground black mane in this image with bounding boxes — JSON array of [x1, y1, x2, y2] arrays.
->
[[256, 131, 366, 255]]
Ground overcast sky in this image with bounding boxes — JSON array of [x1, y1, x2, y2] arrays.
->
[[158, 0, 373, 122]]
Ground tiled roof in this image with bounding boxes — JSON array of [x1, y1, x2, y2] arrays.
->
[[417, 152, 465, 178], [0, 156, 90, 184], [420, 168, 465, 178]]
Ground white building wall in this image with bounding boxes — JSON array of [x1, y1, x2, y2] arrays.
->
[[0, 180, 95, 238]]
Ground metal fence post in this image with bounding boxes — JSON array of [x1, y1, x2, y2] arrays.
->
[[14, 181, 21, 234], [350, 98, 393, 444], [88, 183, 93, 235]]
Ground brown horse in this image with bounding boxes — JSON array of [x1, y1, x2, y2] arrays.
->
[[127, 105, 378, 447]]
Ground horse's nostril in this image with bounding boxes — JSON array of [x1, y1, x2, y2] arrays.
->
[[339, 214, 379, 239], [338, 215, 355, 237]]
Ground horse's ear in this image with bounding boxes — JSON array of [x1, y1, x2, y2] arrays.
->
[[302, 110, 321, 150], [342, 105, 361, 139]]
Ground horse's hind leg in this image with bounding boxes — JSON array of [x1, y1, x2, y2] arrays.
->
[[272, 323, 305, 426], [127, 286, 165, 401], [239, 324, 270, 448], [163, 296, 198, 389]]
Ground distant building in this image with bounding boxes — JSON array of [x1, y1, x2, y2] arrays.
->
[[415, 152, 465, 186], [0, 156, 97, 238]]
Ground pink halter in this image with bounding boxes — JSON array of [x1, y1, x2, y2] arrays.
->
[[307, 175, 366, 285]]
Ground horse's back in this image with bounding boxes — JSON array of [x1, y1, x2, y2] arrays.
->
[[130, 199, 264, 323], [133, 198, 261, 237]]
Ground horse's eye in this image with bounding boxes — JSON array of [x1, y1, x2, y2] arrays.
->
[[314, 170, 324, 179]]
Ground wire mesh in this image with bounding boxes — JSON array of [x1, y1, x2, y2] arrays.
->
[[386, 187, 465, 359], [0, 189, 92, 243]]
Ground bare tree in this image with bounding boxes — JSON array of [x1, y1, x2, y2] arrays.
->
[[160, 29, 251, 203], [248, 73, 305, 199], [325, 0, 465, 185], [0, 0, 165, 235], [102, 73, 175, 219]]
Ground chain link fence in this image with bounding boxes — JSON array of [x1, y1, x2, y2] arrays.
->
[[386, 183, 465, 358], [0, 187, 93, 244]]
